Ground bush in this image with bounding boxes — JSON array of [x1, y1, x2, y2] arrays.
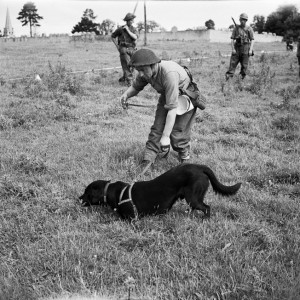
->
[[276, 85, 300, 108], [45, 62, 84, 97], [246, 59, 275, 96]]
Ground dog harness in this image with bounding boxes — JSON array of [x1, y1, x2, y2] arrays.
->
[[103, 180, 111, 204], [118, 183, 139, 220]]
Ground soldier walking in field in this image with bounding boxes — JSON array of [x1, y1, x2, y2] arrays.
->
[[225, 13, 254, 80], [111, 13, 139, 86]]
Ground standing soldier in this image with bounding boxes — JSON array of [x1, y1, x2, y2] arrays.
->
[[120, 49, 199, 167], [225, 13, 254, 80], [111, 13, 139, 86]]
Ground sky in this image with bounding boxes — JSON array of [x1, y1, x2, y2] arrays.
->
[[0, 0, 299, 36]]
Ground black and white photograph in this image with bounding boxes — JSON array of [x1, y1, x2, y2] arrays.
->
[[0, 0, 299, 299]]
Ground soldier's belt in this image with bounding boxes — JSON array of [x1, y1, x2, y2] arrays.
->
[[119, 42, 135, 48]]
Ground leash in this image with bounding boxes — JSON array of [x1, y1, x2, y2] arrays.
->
[[132, 161, 153, 182], [125, 102, 155, 109]]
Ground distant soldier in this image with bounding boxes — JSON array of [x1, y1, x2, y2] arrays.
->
[[286, 37, 294, 51], [111, 13, 139, 86], [225, 13, 254, 80], [297, 36, 300, 77]]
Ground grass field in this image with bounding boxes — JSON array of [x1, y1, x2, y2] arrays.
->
[[0, 37, 300, 300]]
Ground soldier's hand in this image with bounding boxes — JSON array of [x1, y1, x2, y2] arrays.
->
[[232, 49, 236, 55], [123, 25, 129, 31], [120, 94, 128, 109], [160, 135, 170, 151]]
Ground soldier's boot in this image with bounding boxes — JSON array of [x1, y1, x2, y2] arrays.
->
[[118, 76, 125, 82], [179, 152, 190, 164]]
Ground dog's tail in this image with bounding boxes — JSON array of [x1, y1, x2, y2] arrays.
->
[[203, 166, 241, 196]]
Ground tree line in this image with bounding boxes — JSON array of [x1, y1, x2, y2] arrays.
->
[[71, 9, 162, 35], [251, 4, 300, 40], [16, 2, 300, 39]]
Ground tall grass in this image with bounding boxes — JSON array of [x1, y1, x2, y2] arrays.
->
[[0, 38, 299, 300]]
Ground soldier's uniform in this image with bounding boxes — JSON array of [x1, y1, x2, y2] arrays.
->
[[121, 49, 198, 163], [111, 13, 139, 85], [132, 60, 196, 162], [226, 15, 254, 79]]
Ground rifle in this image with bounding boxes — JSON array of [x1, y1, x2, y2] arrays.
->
[[231, 17, 241, 45], [231, 17, 237, 28]]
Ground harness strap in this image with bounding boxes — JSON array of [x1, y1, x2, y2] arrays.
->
[[118, 183, 138, 220], [103, 181, 111, 204], [118, 185, 128, 204]]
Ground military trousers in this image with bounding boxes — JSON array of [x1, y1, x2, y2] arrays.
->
[[119, 46, 135, 83], [226, 45, 250, 79], [144, 97, 197, 162]]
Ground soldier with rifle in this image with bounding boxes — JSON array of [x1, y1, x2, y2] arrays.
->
[[111, 13, 139, 86], [225, 13, 254, 80]]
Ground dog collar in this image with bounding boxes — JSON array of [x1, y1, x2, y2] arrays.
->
[[103, 180, 111, 204], [118, 183, 138, 220]]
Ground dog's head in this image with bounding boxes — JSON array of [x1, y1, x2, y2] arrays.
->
[[80, 180, 110, 207]]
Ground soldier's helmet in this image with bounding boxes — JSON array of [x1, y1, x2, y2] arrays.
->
[[240, 13, 248, 20], [129, 49, 161, 67], [124, 13, 136, 21]]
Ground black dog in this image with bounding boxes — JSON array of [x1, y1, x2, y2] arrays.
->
[[80, 164, 241, 220]]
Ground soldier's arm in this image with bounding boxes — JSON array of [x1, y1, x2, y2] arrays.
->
[[230, 27, 237, 53], [249, 39, 254, 55], [248, 28, 255, 55], [231, 39, 236, 53], [111, 29, 121, 51], [123, 25, 138, 40], [162, 72, 180, 137], [111, 37, 120, 51]]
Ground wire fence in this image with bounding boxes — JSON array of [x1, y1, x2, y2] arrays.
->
[[1, 50, 295, 83]]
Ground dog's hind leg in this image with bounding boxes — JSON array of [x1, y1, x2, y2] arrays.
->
[[185, 186, 210, 217]]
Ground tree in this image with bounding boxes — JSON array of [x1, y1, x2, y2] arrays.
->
[[252, 15, 265, 33], [265, 5, 300, 38], [98, 19, 115, 35], [71, 9, 100, 35], [205, 19, 215, 30], [171, 26, 178, 33], [136, 20, 160, 33], [17, 2, 43, 37], [83, 9, 97, 20]]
